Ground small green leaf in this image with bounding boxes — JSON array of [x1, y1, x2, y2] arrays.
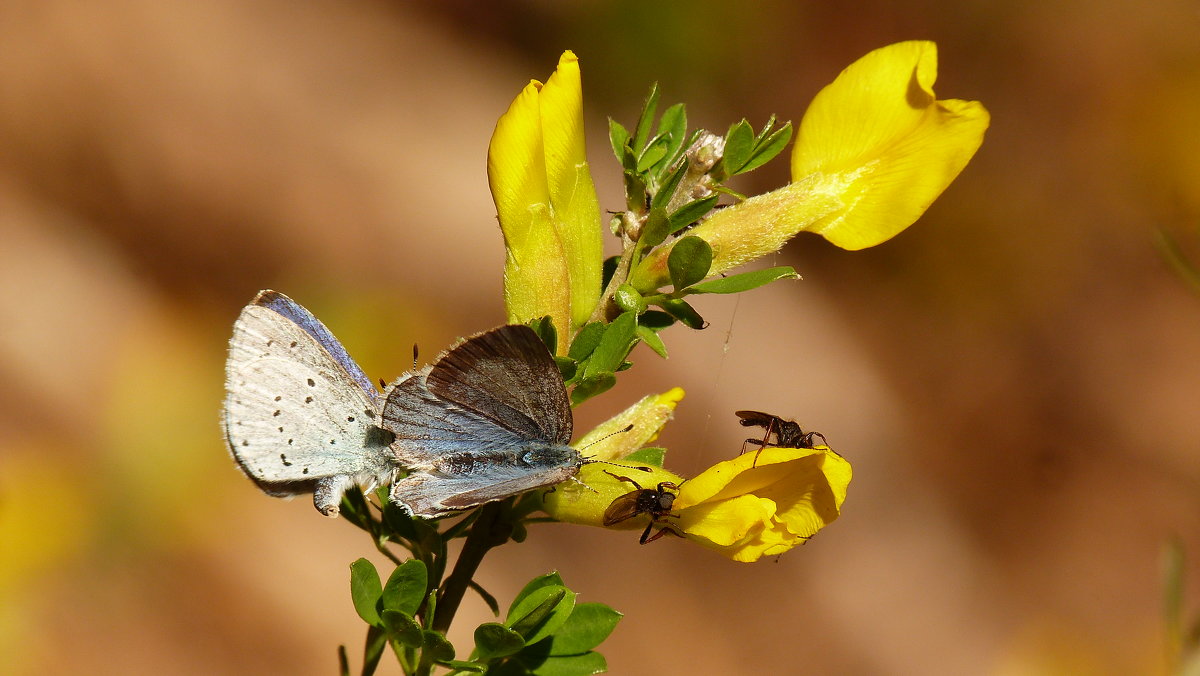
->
[[614, 284, 646, 314], [567, 322, 607, 362], [622, 171, 646, 213], [601, 255, 620, 291], [635, 325, 667, 359], [381, 559, 427, 616], [624, 446, 666, 466], [721, 119, 755, 175], [381, 502, 420, 541], [570, 373, 615, 406], [638, 310, 675, 329], [545, 603, 622, 655], [526, 317, 558, 356], [656, 298, 705, 329], [554, 356, 577, 381], [585, 312, 638, 376], [638, 207, 671, 249], [443, 660, 486, 674], [526, 652, 608, 676], [361, 624, 387, 676], [381, 610, 423, 647], [636, 135, 670, 173], [741, 122, 792, 174], [650, 159, 688, 211], [632, 83, 660, 151], [469, 580, 501, 616], [475, 623, 527, 660], [607, 118, 630, 163], [657, 103, 687, 160], [423, 630, 456, 663], [667, 236, 713, 291], [350, 558, 383, 626], [506, 586, 577, 645], [667, 194, 720, 233], [509, 573, 566, 616], [686, 266, 799, 295]]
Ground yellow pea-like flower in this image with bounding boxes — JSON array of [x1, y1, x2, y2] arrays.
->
[[488, 51, 603, 352], [632, 40, 989, 292]]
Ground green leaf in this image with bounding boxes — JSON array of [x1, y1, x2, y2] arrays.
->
[[741, 121, 792, 174], [667, 194, 720, 234], [638, 310, 675, 329], [444, 661, 486, 674], [667, 236, 713, 291], [650, 159, 688, 211], [584, 312, 638, 376], [526, 652, 608, 676], [545, 603, 622, 656], [475, 623, 527, 660], [423, 630, 456, 663], [686, 266, 799, 295], [600, 256, 620, 291], [381, 610, 423, 648], [721, 119, 755, 175], [570, 373, 615, 406], [567, 322, 607, 362], [656, 298, 705, 329], [632, 83, 660, 151], [657, 103, 688, 169], [350, 558, 383, 626], [526, 316, 558, 356], [607, 118, 630, 163], [624, 446, 666, 466], [508, 572, 566, 617], [361, 624, 387, 676], [506, 586, 577, 645], [622, 171, 646, 213], [554, 356, 577, 382], [381, 559, 427, 616], [614, 284, 646, 314], [381, 501, 420, 541], [638, 206, 671, 249], [636, 135, 670, 173], [635, 325, 667, 358], [470, 580, 501, 616], [338, 645, 350, 676]]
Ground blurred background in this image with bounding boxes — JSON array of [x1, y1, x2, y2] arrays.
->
[[3, 1, 1199, 674]]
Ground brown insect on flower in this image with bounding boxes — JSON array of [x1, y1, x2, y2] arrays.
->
[[735, 410, 828, 468], [601, 471, 681, 544]]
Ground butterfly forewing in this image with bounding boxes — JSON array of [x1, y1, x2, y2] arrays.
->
[[424, 325, 572, 445]]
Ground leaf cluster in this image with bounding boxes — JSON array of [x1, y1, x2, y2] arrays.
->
[[561, 85, 797, 404], [338, 491, 620, 676]]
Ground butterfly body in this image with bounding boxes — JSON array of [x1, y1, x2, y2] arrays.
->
[[383, 325, 581, 518]]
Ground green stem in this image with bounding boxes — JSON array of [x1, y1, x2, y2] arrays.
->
[[431, 501, 513, 634], [588, 234, 639, 324]]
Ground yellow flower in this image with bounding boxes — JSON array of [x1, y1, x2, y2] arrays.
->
[[542, 389, 851, 562], [672, 446, 851, 562], [631, 40, 989, 291], [488, 51, 603, 352]]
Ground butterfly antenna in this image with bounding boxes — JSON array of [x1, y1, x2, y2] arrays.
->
[[576, 424, 652, 472]]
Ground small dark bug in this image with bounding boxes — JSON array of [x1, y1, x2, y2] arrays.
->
[[602, 471, 681, 544], [735, 410, 828, 468]]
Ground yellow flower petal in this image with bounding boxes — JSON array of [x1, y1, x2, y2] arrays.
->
[[541, 462, 684, 528], [488, 52, 603, 347], [574, 387, 684, 461], [791, 40, 989, 250], [674, 446, 852, 562]]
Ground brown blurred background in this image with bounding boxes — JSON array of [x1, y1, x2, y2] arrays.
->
[[3, 1, 1200, 674]]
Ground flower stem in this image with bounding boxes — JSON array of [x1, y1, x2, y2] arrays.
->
[[432, 501, 513, 634]]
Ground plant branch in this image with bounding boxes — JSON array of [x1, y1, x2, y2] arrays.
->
[[432, 501, 513, 634]]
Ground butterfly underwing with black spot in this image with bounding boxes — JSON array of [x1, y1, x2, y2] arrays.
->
[[223, 290, 398, 516], [382, 324, 581, 518]]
